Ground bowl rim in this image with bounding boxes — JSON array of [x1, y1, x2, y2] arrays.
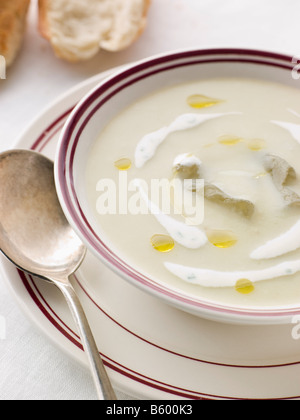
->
[[55, 47, 300, 324]]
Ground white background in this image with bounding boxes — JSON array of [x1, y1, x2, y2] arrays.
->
[[1, 0, 300, 400]]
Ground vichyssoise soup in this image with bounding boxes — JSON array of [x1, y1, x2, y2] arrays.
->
[[86, 78, 300, 308]]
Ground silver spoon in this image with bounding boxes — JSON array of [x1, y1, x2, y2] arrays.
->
[[0, 149, 116, 400]]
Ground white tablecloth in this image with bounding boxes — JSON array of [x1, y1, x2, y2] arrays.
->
[[1, 0, 300, 401]]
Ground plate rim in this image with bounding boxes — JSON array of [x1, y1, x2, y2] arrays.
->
[[2, 63, 300, 400]]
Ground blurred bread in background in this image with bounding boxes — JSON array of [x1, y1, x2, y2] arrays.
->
[[0, 0, 30, 66], [38, 0, 151, 62]]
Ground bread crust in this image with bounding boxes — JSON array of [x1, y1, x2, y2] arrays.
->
[[38, 0, 151, 62], [38, 0, 50, 41], [99, 0, 151, 52], [0, 0, 30, 66]]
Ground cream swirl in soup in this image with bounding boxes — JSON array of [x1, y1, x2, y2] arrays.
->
[[86, 78, 300, 308]]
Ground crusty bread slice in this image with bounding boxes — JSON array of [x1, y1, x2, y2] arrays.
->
[[0, 0, 30, 67], [38, 0, 151, 62]]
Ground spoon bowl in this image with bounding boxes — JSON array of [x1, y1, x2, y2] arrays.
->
[[0, 150, 116, 400], [0, 150, 85, 280]]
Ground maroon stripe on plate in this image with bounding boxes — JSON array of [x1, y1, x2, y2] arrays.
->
[[31, 108, 74, 152], [17, 270, 212, 400], [75, 275, 300, 370], [18, 270, 300, 400]]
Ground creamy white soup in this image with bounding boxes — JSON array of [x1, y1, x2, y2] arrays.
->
[[86, 78, 300, 308]]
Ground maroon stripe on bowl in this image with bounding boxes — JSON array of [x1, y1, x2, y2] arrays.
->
[[56, 48, 300, 320]]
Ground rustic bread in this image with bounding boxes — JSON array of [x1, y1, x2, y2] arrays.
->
[[38, 0, 151, 62], [0, 0, 30, 67]]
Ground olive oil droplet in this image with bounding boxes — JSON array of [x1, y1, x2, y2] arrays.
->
[[114, 158, 132, 171], [218, 135, 243, 146], [187, 94, 222, 109], [248, 139, 266, 151], [206, 230, 238, 248], [151, 234, 175, 253], [235, 279, 255, 295], [254, 172, 268, 179]]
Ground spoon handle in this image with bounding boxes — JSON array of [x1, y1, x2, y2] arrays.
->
[[55, 279, 117, 400]]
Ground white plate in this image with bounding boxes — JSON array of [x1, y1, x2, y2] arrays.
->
[[2, 69, 300, 400]]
